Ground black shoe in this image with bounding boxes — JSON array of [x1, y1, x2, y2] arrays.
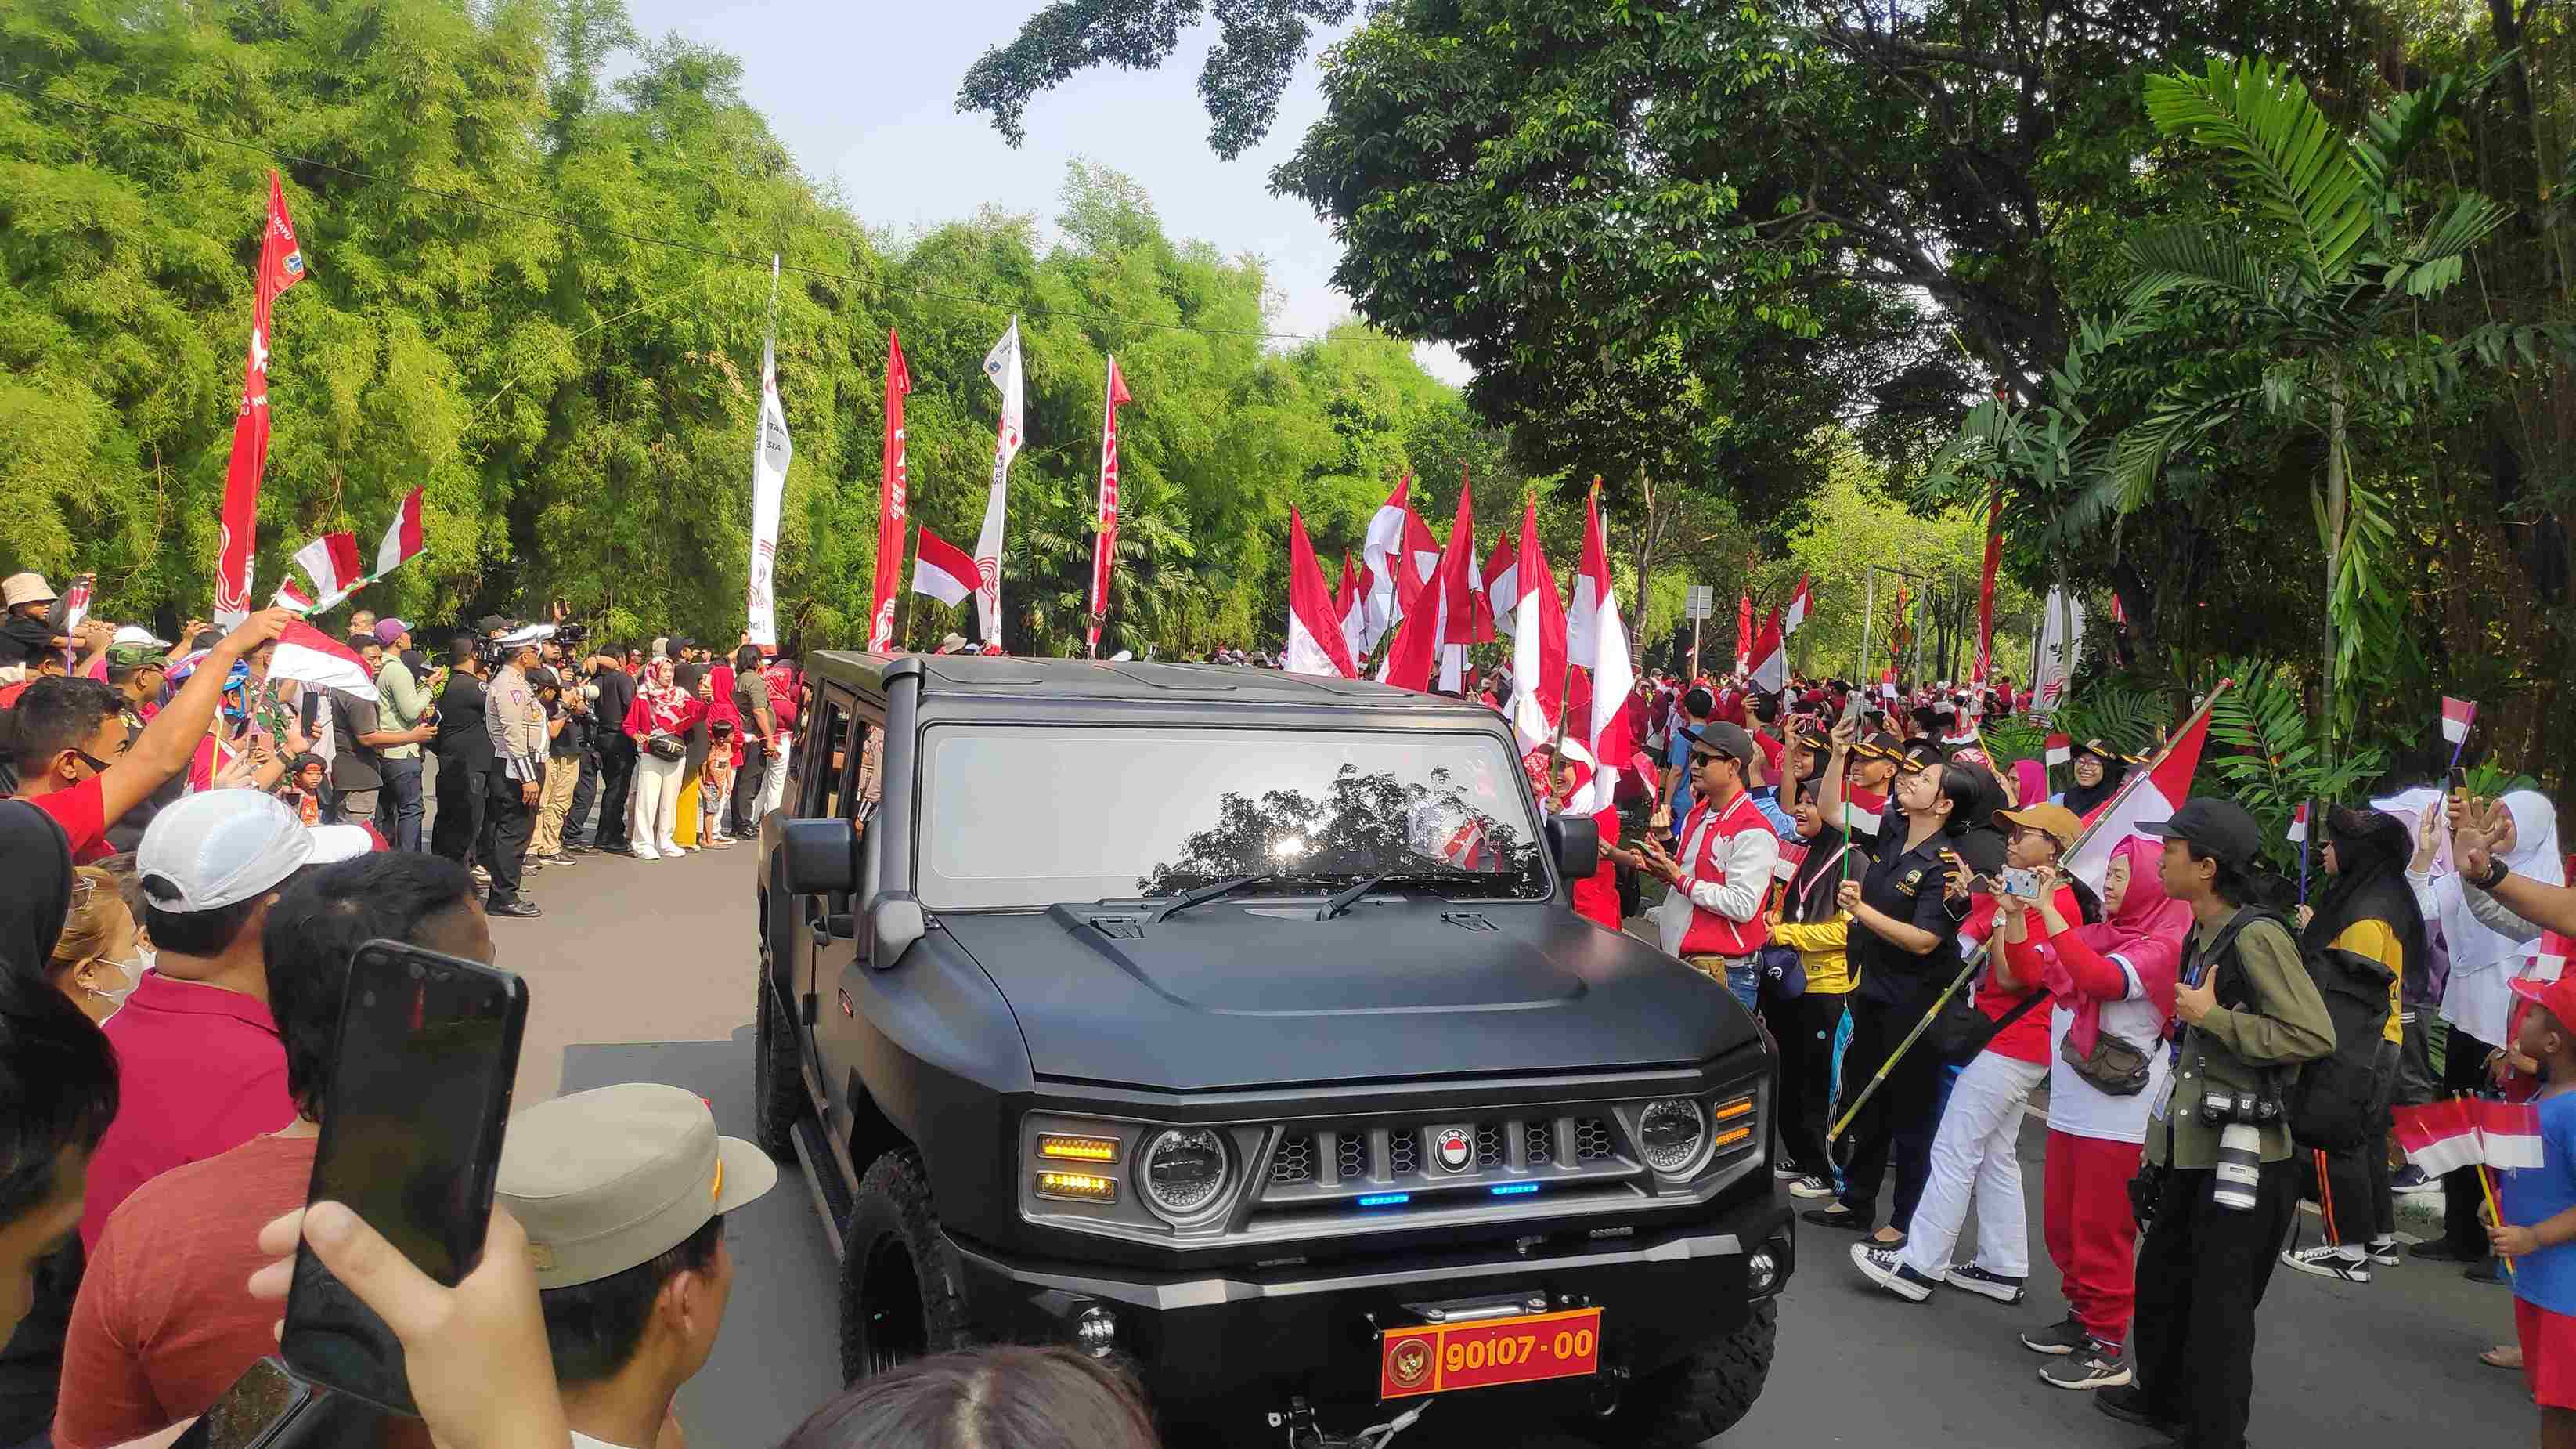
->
[[1802, 1204, 1872, 1232], [2466, 1259, 2510, 1285], [2410, 1240, 2476, 1263], [486, 899, 543, 919], [2094, 1385, 2178, 1436]]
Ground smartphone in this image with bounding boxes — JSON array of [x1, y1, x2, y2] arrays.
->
[[280, 941, 528, 1417], [172, 1360, 315, 1449]]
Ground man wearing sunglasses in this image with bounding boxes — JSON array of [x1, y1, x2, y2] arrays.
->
[[7, 611, 292, 864], [1631, 721, 1780, 1010]]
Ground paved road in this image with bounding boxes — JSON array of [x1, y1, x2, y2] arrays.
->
[[497, 844, 2537, 1447]]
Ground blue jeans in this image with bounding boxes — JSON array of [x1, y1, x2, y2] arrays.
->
[[1724, 957, 1763, 1014], [377, 755, 426, 852]]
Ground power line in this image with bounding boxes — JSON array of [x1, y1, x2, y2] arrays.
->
[[0, 78, 1424, 349]]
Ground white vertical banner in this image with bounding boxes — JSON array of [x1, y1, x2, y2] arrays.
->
[[972, 316, 1024, 648], [745, 255, 791, 648], [2027, 587, 2086, 718]]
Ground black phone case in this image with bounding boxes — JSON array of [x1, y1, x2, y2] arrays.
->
[[279, 941, 527, 1418]]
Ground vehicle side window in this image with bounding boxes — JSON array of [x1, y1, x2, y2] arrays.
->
[[803, 693, 850, 816]]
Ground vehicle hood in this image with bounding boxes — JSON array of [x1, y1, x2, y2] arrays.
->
[[936, 901, 1752, 1092]]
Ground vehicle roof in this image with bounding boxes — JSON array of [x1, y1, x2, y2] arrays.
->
[[807, 651, 1502, 716]]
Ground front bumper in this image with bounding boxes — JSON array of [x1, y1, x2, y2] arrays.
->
[[951, 1189, 1794, 1429]]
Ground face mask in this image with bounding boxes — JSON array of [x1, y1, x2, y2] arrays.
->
[[90, 954, 144, 1011]]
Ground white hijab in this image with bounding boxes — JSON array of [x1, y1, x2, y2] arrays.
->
[[2437, 790, 2565, 974]]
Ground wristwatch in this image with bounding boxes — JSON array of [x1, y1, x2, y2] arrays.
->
[[2473, 856, 2512, 891]]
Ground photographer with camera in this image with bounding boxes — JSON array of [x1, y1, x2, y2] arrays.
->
[[2096, 798, 2336, 1447]]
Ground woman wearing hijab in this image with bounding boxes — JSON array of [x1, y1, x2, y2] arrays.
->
[[1999, 833, 2190, 1389], [621, 659, 699, 860], [1767, 786, 1860, 1201], [2279, 808, 2427, 1284], [2053, 739, 2128, 819], [2411, 789, 2563, 1268]]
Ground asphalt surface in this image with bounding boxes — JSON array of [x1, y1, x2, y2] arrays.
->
[[490, 838, 2539, 1448]]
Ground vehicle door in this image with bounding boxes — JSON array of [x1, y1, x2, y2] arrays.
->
[[808, 699, 887, 1151], [787, 685, 860, 1103]]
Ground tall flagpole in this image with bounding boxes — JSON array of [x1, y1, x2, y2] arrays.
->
[[743, 254, 792, 649]]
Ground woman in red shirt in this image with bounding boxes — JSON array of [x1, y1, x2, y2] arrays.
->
[[1544, 743, 1623, 932], [621, 659, 701, 859], [1853, 800, 2091, 1306]]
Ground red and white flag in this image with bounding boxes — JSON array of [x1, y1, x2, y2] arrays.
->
[[1748, 607, 1788, 693], [1284, 508, 1357, 679], [1436, 470, 1493, 690], [2394, 1098, 2484, 1176], [2286, 802, 2310, 845], [58, 575, 93, 632], [911, 526, 979, 608], [2044, 733, 2073, 768], [1361, 475, 1413, 650], [272, 578, 315, 614], [291, 532, 365, 611], [1483, 526, 1518, 638], [2064, 683, 2227, 894], [213, 172, 310, 625], [1507, 502, 1568, 753], [2477, 1097, 2545, 1171], [1881, 668, 1897, 702], [1397, 504, 1441, 621], [1564, 481, 1634, 813], [2531, 930, 2574, 984], [1084, 356, 1132, 656], [1734, 592, 1753, 676], [1336, 550, 1368, 668], [972, 318, 1023, 646], [1784, 574, 1813, 634], [868, 331, 913, 651], [374, 486, 424, 578], [2442, 696, 2477, 746], [269, 620, 377, 702]]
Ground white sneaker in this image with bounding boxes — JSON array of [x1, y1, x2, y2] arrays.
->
[[1850, 1242, 1936, 1303], [632, 846, 662, 861], [2281, 1245, 2372, 1283], [2365, 1236, 2401, 1266], [658, 840, 681, 857], [1788, 1175, 1835, 1200]]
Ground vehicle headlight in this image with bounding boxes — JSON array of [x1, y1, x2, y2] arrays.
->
[[1637, 1098, 1710, 1175], [1140, 1127, 1230, 1219]]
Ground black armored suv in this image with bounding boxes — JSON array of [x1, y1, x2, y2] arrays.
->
[[752, 652, 1789, 1446]]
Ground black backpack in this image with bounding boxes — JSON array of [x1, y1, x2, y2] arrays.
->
[[2202, 908, 2391, 1151]]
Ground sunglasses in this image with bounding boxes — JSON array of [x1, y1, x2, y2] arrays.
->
[[72, 747, 114, 775]]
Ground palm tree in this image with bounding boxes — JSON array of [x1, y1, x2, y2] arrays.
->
[[2108, 56, 2510, 753]]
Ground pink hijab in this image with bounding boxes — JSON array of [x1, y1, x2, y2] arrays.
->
[[2048, 834, 2192, 1053], [2010, 758, 2047, 809]]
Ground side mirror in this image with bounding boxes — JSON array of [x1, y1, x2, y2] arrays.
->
[[1547, 815, 1600, 881], [869, 892, 926, 970], [781, 818, 855, 896]]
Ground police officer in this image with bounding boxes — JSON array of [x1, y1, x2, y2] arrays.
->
[[480, 627, 550, 919], [2098, 797, 2334, 1447]]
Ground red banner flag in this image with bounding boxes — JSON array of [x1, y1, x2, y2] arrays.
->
[[213, 172, 309, 624], [1734, 592, 1752, 674], [1972, 488, 2002, 686], [1085, 356, 1134, 657], [868, 331, 912, 651]]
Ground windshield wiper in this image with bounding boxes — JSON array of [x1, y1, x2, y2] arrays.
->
[[1315, 873, 1467, 921], [1150, 874, 1293, 924]]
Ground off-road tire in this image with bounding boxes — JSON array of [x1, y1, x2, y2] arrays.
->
[[1571, 1297, 1777, 1447], [752, 964, 805, 1160], [839, 1151, 972, 1384]]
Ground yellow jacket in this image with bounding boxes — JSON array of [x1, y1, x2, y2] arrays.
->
[[1770, 914, 1856, 996]]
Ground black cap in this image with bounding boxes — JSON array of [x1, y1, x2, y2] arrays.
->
[[1684, 721, 1757, 766], [479, 614, 514, 635], [2140, 797, 2261, 871]]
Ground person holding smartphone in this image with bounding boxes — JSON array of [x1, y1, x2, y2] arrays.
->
[[53, 854, 492, 1449]]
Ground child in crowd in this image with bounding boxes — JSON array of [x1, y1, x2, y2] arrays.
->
[[2494, 973, 2576, 1447], [275, 752, 329, 825]]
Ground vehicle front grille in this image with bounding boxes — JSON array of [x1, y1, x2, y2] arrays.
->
[[1271, 1133, 1315, 1184], [1474, 1123, 1506, 1169], [1387, 1130, 1420, 1176], [1336, 1129, 1368, 1183], [1575, 1116, 1615, 1163], [1524, 1120, 1554, 1165], [1253, 1109, 1648, 1217]]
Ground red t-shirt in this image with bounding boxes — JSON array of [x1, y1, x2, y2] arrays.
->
[[25, 776, 111, 864], [1982, 885, 2082, 1064], [79, 973, 294, 1251], [55, 1135, 318, 1449], [764, 663, 801, 732]]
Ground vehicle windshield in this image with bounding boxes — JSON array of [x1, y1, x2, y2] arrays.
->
[[918, 725, 1550, 909]]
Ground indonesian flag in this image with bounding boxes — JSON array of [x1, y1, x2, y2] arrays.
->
[[2442, 696, 2477, 746], [2477, 1097, 2545, 1171], [972, 317, 1023, 646], [374, 486, 424, 578], [1084, 356, 1132, 656], [1362, 475, 1413, 650], [291, 532, 365, 612], [2531, 930, 2574, 984], [2064, 683, 2225, 894], [911, 525, 978, 607], [272, 578, 315, 614], [1396, 504, 1441, 620], [1784, 574, 1813, 634], [869, 331, 911, 651], [1881, 668, 1897, 702], [1436, 471, 1492, 691], [1564, 482, 1634, 814], [213, 172, 308, 626], [269, 620, 377, 702], [1748, 607, 1788, 693], [1337, 550, 1368, 668], [2044, 733, 2073, 768], [1508, 502, 1568, 753], [1734, 592, 1753, 675], [2394, 1098, 2483, 1176], [2286, 802, 2309, 845], [1483, 527, 1518, 637], [1284, 507, 1356, 678]]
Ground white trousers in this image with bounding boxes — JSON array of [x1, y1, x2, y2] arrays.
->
[[759, 750, 790, 816], [1898, 1050, 2048, 1281], [632, 752, 687, 852]]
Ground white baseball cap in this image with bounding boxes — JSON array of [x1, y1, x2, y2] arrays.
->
[[138, 790, 374, 912], [111, 625, 170, 649]]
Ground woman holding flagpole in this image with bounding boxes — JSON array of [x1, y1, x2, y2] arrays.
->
[[622, 658, 698, 859]]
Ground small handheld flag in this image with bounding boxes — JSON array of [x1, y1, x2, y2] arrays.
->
[[911, 526, 979, 607], [2393, 1097, 2481, 1176], [2044, 733, 2072, 769], [2477, 1097, 2545, 1171], [2441, 696, 2477, 746]]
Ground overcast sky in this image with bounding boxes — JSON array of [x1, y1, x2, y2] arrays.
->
[[622, 0, 1470, 382]]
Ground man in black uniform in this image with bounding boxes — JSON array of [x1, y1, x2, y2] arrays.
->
[[588, 649, 638, 855], [429, 638, 490, 866]]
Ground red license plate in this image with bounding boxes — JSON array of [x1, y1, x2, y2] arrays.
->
[[1377, 1307, 1601, 1399]]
